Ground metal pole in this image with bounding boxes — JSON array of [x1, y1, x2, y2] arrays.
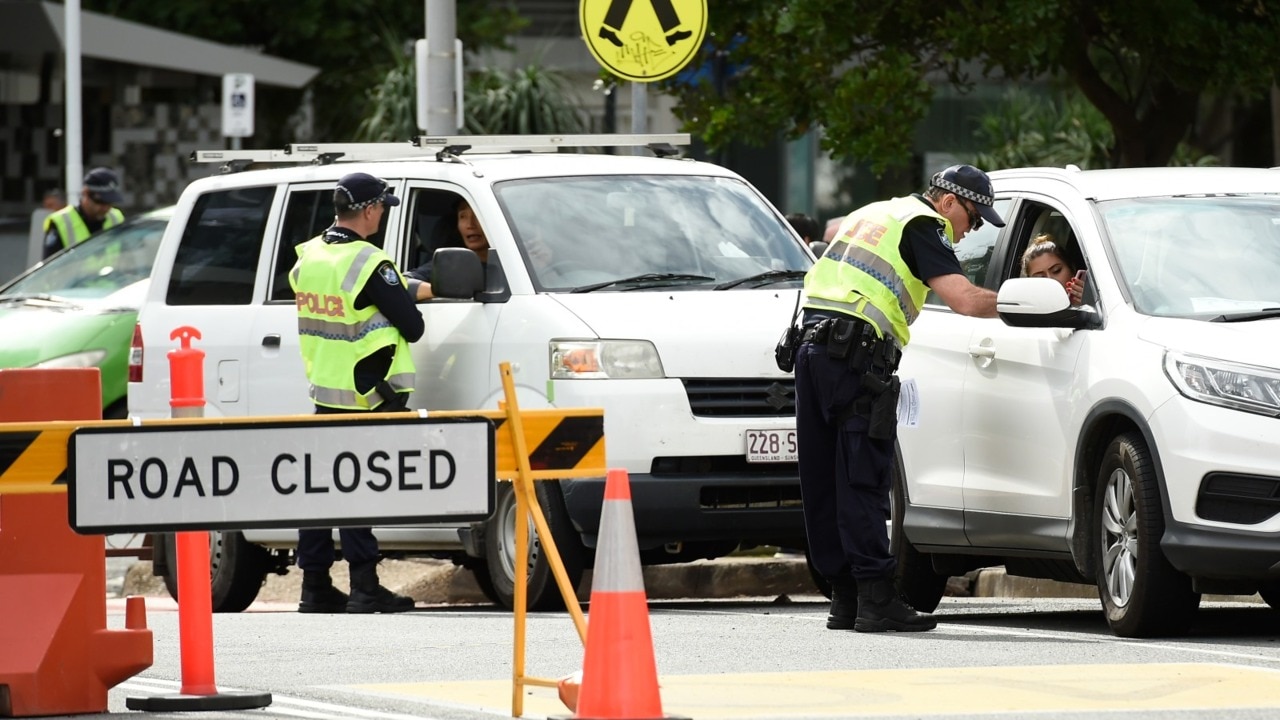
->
[[64, 0, 82, 201], [425, 0, 457, 135], [630, 82, 647, 155]]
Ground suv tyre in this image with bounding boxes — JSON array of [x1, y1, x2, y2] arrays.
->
[[892, 461, 947, 613], [484, 480, 585, 610], [1093, 432, 1200, 637], [156, 531, 271, 613]]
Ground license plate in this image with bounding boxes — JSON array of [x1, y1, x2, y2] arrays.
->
[[746, 429, 798, 463]]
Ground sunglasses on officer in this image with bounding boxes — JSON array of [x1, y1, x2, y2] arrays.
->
[[956, 196, 983, 232]]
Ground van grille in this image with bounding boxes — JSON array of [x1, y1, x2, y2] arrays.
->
[[681, 378, 796, 417]]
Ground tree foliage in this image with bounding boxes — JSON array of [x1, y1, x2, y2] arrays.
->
[[83, 0, 526, 141], [662, 0, 1280, 170]]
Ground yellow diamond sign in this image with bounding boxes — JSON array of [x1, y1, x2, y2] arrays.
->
[[580, 0, 708, 82]]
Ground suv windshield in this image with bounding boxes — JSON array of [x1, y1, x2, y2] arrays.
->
[[494, 175, 811, 290], [1, 211, 169, 304], [1100, 195, 1280, 318]]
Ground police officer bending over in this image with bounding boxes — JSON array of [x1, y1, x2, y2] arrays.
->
[[796, 165, 1002, 632], [43, 167, 125, 259], [288, 172, 425, 614]]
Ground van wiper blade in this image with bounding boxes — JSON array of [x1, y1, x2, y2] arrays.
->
[[714, 269, 807, 290], [1208, 307, 1280, 322], [0, 293, 80, 309], [569, 273, 714, 293]]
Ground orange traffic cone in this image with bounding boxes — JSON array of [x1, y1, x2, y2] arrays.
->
[[572, 468, 686, 720]]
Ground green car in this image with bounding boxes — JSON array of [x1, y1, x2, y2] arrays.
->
[[0, 208, 171, 418]]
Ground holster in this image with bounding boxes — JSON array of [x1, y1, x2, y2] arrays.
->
[[864, 374, 901, 440]]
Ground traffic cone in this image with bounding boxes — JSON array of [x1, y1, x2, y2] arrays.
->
[[572, 468, 683, 720]]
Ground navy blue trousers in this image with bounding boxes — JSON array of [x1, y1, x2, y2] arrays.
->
[[295, 404, 383, 572], [794, 338, 895, 584]]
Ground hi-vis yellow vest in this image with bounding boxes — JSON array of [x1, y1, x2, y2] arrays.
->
[[288, 237, 415, 410], [804, 196, 953, 347], [47, 206, 124, 250]]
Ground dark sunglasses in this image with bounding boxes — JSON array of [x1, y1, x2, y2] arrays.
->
[[958, 197, 983, 232]]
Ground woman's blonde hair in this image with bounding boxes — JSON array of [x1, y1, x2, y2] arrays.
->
[[1020, 233, 1070, 277]]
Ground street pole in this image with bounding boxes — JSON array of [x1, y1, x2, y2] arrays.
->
[[630, 82, 647, 155], [64, 0, 82, 200], [425, 0, 457, 135]]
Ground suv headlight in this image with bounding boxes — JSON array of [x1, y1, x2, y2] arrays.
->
[[549, 340, 663, 379], [1164, 351, 1280, 417], [32, 349, 108, 369]]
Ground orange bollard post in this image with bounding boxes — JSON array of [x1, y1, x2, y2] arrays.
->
[[571, 469, 688, 720], [124, 327, 271, 712], [0, 368, 154, 717]]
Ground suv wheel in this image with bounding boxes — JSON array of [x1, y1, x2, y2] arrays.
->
[[891, 460, 947, 613], [156, 531, 270, 613], [1093, 432, 1200, 637], [483, 480, 585, 610]]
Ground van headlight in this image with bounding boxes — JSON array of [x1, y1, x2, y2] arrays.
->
[[32, 349, 108, 369], [1164, 351, 1280, 417], [550, 340, 664, 379]]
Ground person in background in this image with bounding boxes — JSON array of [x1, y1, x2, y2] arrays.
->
[[786, 213, 823, 245], [43, 168, 124, 259], [1021, 234, 1085, 305], [40, 188, 67, 232], [406, 197, 489, 301], [288, 172, 424, 614], [797, 164, 1005, 634]]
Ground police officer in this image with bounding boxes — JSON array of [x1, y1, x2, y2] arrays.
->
[[43, 168, 125, 259], [796, 165, 1004, 632], [288, 172, 425, 614]]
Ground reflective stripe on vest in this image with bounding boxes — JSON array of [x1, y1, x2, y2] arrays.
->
[[802, 196, 949, 347], [47, 206, 123, 250], [289, 236, 416, 410]]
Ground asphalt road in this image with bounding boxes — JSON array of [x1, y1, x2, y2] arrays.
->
[[68, 593, 1280, 720]]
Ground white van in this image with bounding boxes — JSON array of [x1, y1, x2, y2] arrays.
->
[[128, 136, 812, 610]]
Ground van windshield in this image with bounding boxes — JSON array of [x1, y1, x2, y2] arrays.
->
[[1099, 195, 1280, 318], [494, 175, 811, 291]]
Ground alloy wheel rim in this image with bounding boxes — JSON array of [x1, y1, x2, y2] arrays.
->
[[1100, 467, 1138, 607]]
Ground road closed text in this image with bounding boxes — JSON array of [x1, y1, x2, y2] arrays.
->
[[105, 449, 456, 500], [69, 419, 494, 532]]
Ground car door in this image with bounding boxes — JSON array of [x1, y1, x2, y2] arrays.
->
[[896, 200, 1011, 525], [247, 179, 406, 415], [961, 193, 1091, 545]]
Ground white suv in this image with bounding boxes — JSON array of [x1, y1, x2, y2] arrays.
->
[[893, 166, 1280, 637], [128, 137, 811, 611]]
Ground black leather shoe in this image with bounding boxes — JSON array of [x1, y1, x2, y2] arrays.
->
[[855, 577, 937, 632], [347, 584, 415, 614], [826, 582, 859, 630], [298, 575, 348, 614]]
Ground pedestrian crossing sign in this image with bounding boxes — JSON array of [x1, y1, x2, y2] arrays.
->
[[580, 0, 707, 82]]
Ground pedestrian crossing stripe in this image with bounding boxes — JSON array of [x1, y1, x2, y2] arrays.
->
[[0, 408, 606, 495]]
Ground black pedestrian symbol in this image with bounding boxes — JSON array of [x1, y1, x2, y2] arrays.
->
[[598, 0, 693, 48]]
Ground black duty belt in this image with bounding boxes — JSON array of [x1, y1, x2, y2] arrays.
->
[[802, 316, 901, 376]]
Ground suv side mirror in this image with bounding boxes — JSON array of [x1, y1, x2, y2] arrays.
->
[[808, 240, 829, 258], [431, 248, 485, 299], [997, 277, 1100, 330]]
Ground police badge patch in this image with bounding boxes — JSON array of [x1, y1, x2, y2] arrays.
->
[[378, 262, 400, 285], [936, 227, 952, 249]]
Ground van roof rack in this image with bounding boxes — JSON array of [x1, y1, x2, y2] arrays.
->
[[191, 133, 691, 171]]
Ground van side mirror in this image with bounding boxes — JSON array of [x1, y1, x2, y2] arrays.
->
[[431, 248, 485, 299]]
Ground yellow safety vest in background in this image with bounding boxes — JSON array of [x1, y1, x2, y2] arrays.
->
[[47, 206, 124, 250], [804, 196, 951, 347], [288, 236, 416, 410]]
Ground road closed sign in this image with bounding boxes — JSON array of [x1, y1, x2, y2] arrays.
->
[[580, 0, 707, 82], [67, 416, 494, 533]]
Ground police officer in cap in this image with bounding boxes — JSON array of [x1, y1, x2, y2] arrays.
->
[[288, 172, 424, 613], [796, 164, 1004, 632], [43, 167, 125, 259]]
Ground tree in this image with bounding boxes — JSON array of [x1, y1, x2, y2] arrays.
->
[[662, 1, 1280, 170], [83, 0, 527, 142]]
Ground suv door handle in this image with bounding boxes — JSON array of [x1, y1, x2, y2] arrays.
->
[[262, 334, 281, 348], [967, 344, 995, 358]]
